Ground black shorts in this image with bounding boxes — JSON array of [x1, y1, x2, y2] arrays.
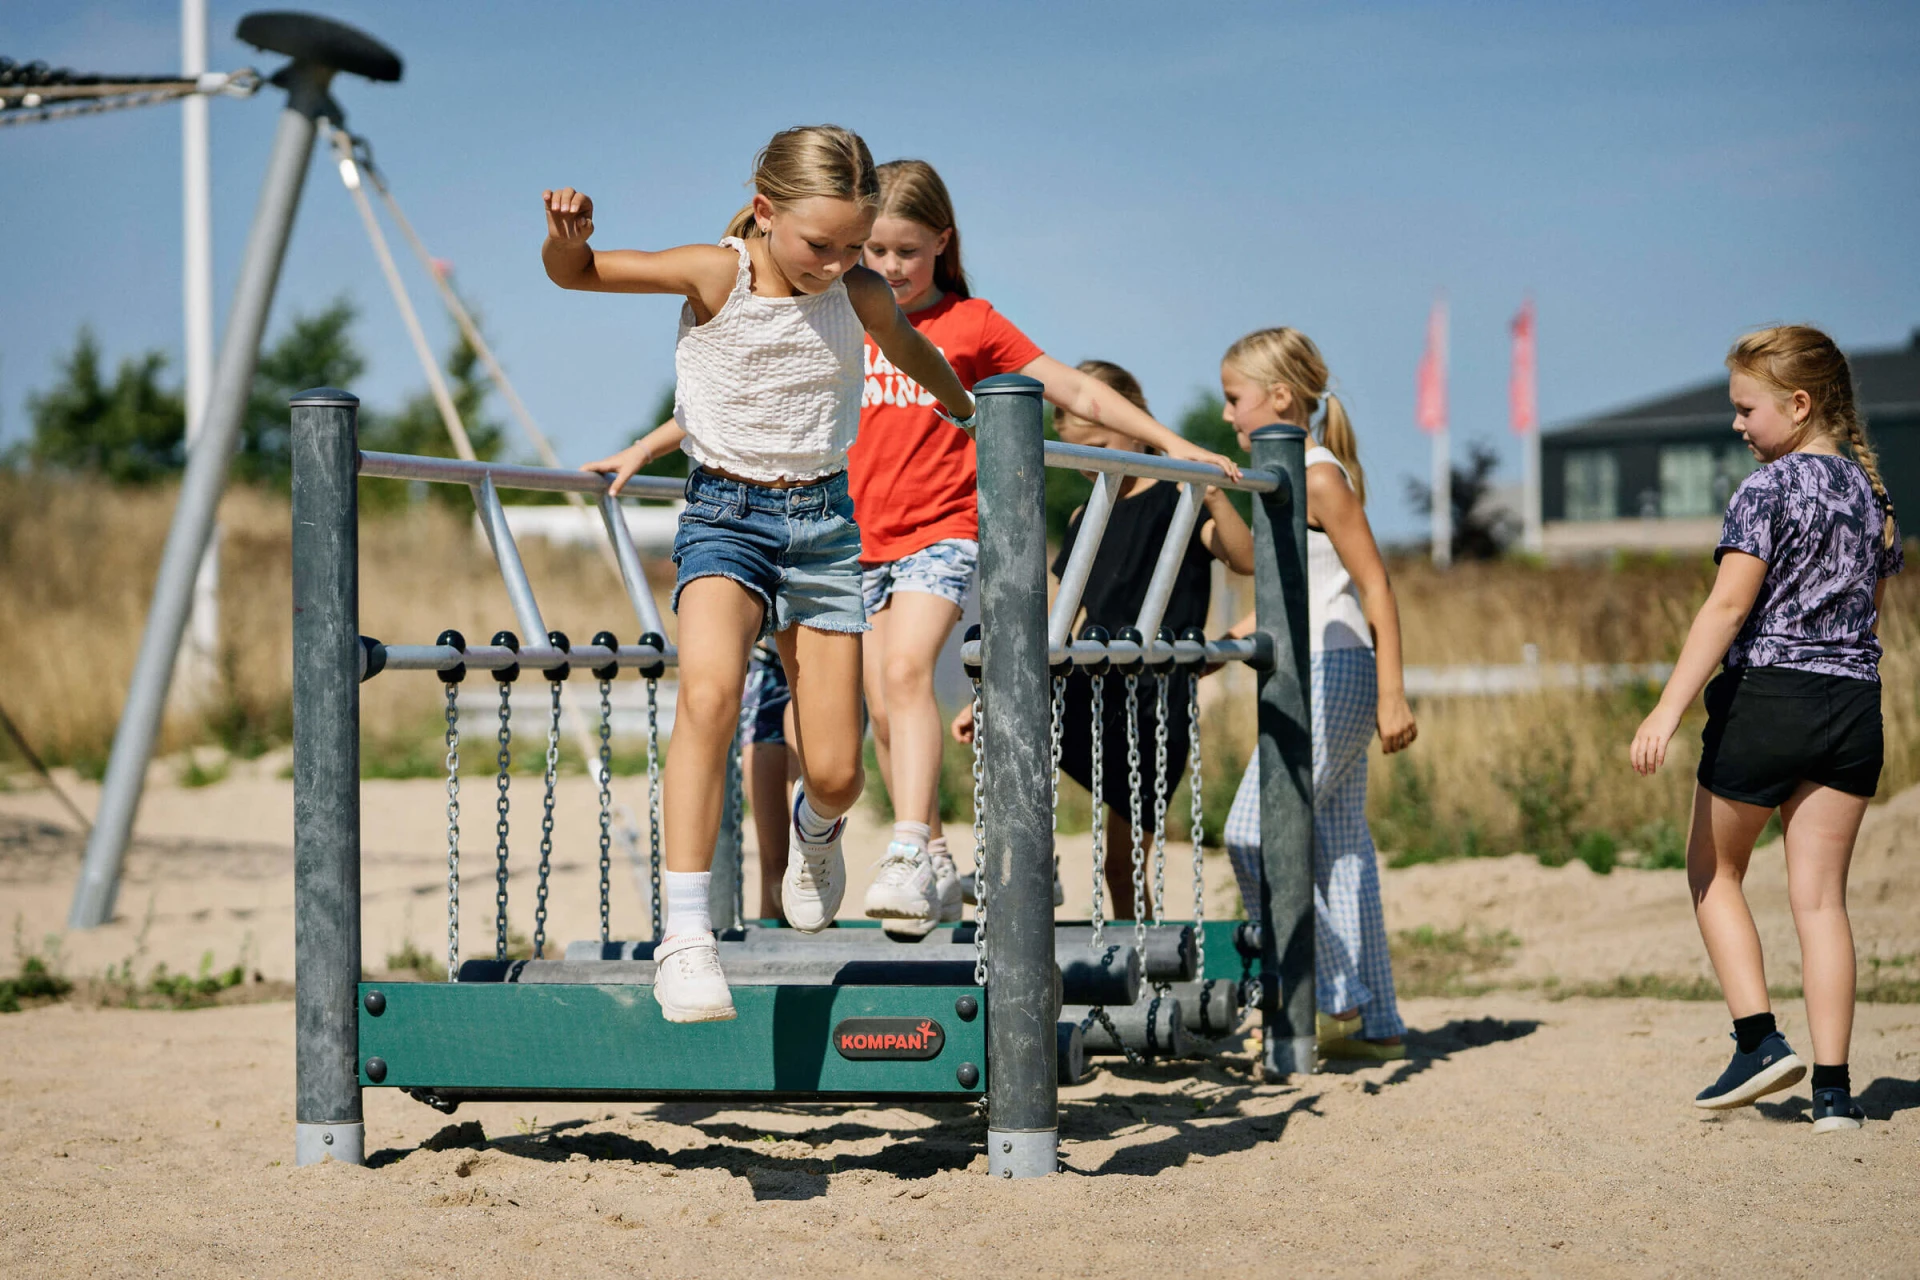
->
[[1056, 668, 1196, 817], [1697, 666, 1883, 808]]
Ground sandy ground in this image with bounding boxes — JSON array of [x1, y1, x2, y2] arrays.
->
[[2, 764, 1917, 1276]]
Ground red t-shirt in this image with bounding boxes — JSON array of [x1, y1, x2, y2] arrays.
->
[[848, 294, 1044, 564]]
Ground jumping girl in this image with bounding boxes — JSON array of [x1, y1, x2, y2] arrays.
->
[[1215, 328, 1419, 1065], [853, 160, 1240, 934], [951, 360, 1253, 916], [553, 125, 976, 1023], [1631, 325, 1901, 1132]]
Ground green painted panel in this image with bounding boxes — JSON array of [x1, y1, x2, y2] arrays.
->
[[358, 982, 986, 1097], [1200, 920, 1256, 981]]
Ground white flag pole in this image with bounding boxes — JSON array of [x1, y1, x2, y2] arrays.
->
[[179, 0, 220, 704]]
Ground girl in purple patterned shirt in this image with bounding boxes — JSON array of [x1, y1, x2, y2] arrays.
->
[[1631, 325, 1902, 1133]]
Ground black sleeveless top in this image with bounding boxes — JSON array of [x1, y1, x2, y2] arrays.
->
[[1050, 479, 1216, 636]]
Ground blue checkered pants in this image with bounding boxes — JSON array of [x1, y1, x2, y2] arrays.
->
[[1224, 647, 1404, 1038]]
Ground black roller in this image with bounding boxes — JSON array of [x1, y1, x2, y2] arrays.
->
[[1054, 925, 1195, 982], [1058, 940, 1141, 1007], [1065, 993, 1188, 1060], [1057, 1021, 1090, 1086], [1164, 979, 1244, 1038], [236, 11, 403, 82]]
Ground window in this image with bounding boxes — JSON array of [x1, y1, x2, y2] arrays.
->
[[1660, 446, 1718, 517], [1714, 445, 1758, 508], [1564, 451, 1618, 521]]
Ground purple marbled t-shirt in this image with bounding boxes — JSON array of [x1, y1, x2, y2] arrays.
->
[[1717, 452, 1904, 681]]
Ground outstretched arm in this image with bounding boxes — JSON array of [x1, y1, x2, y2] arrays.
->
[[1630, 552, 1767, 775], [1019, 354, 1242, 481], [581, 419, 684, 496], [1198, 487, 1255, 575], [845, 268, 974, 420], [541, 188, 736, 319]]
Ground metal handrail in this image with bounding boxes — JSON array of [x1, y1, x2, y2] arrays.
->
[[358, 449, 686, 500], [1042, 440, 1282, 494]]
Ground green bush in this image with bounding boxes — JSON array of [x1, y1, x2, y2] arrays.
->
[[1575, 829, 1617, 875]]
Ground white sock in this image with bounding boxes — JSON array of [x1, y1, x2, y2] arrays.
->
[[793, 791, 840, 844], [927, 834, 949, 862], [662, 870, 713, 939], [892, 821, 931, 856]]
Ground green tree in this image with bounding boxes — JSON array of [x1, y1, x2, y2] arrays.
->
[[358, 323, 510, 508], [21, 329, 185, 482], [1177, 392, 1250, 521], [236, 298, 366, 487], [623, 385, 687, 480]]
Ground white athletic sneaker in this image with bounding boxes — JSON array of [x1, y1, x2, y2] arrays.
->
[[866, 841, 941, 922], [783, 802, 847, 934], [885, 848, 965, 939], [652, 933, 736, 1023]]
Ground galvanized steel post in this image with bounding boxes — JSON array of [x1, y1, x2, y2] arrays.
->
[[973, 373, 1057, 1177], [1249, 424, 1316, 1078], [290, 389, 366, 1165]]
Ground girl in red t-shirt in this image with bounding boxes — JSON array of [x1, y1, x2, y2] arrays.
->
[[853, 160, 1238, 934]]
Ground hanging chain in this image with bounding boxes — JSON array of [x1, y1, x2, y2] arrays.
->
[[645, 675, 664, 940], [533, 681, 561, 959], [1151, 671, 1171, 926], [1081, 1006, 1143, 1067], [597, 679, 613, 945], [1124, 672, 1148, 967], [1088, 674, 1107, 947], [443, 683, 461, 982], [494, 682, 512, 961], [1049, 675, 1065, 835], [1188, 669, 1206, 981], [970, 675, 988, 987]]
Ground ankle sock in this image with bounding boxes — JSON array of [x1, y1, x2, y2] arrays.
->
[[793, 791, 839, 844], [927, 835, 949, 862], [891, 821, 931, 856], [1811, 1063, 1850, 1094], [662, 870, 712, 939], [1733, 1012, 1777, 1055]]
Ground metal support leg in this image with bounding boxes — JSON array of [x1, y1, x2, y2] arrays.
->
[[1249, 425, 1315, 1079], [68, 64, 341, 929], [291, 389, 365, 1165], [974, 374, 1057, 1177]]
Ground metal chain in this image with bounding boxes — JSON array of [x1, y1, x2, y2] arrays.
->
[[494, 682, 512, 961], [597, 679, 613, 945], [533, 681, 561, 959], [443, 683, 461, 982], [1081, 1006, 1143, 1067], [645, 675, 663, 940], [1124, 673, 1147, 967], [1188, 669, 1206, 981], [1088, 674, 1106, 947], [1151, 671, 1171, 926], [1049, 675, 1065, 834], [970, 675, 987, 987]]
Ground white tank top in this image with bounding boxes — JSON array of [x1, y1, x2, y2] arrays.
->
[[1306, 445, 1372, 653], [673, 237, 866, 483]]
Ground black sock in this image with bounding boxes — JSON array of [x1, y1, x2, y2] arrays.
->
[[1811, 1063, 1849, 1094], [1733, 1012, 1777, 1055]]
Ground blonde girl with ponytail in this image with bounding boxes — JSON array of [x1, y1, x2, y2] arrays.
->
[[1214, 326, 1417, 1068], [1631, 324, 1903, 1132], [551, 125, 978, 1024]]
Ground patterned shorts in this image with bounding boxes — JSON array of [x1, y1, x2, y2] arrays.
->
[[740, 645, 790, 745], [860, 538, 979, 615]]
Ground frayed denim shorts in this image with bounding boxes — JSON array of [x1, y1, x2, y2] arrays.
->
[[671, 468, 869, 637]]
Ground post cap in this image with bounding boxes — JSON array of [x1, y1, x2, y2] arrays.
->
[[237, 12, 403, 82], [289, 387, 359, 407], [972, 373, 1044, 397], [1249, 423, 1309, 441]]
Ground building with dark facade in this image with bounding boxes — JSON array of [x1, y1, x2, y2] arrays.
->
[[1540, 329, 1920, 556]]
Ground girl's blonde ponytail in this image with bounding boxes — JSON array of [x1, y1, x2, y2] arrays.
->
[[722, 124, 879, 241], [1223, 327, 1366, 504], [1318, 391, 1366, 505]]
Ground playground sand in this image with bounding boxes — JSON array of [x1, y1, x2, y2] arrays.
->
[[2, 768, 1917, 1275]]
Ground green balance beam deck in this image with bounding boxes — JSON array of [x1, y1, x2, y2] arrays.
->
[[357, 981, 987, 1104]]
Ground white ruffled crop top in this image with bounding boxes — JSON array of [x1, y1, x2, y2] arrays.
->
[[672, 237, 866, 484]]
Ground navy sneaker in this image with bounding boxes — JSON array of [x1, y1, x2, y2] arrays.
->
[[1810, 1087, 1865, 1134], [1693, 1030, 1806, 1110]]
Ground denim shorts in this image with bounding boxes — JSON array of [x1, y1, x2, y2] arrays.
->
[[672, 468, 868, 636], [741, 644, 791, 745], [860, 538, 979, 614]]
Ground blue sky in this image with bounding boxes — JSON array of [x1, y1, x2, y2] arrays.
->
[[3, 0, 1915, 539]]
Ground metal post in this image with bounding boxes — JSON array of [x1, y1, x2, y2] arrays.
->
[[974, 373, 1056, 1178], [68, 65, 337, 929], [178, 0, 219, 707], [1248, 425, 1315, 1079], [290, 388, 364, 1166]]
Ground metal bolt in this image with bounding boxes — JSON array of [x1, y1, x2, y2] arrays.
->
[[954, 995, 978, 1021], [322, 1131, 333, 1145], [1001, 1141, 1012, 1153], [363, 990, 385, 1016], [1002, 1169, 1012, 1179], [364, 1056, 387, 1083]]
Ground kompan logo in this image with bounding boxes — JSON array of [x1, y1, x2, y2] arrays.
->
[[833, 1017, 946, 1061]]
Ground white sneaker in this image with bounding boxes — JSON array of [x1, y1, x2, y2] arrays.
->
[[885, 848, 964, 939], [652, 933, 735, 1023], [783, 799, 846, 934], [866, 841, 941, 922]]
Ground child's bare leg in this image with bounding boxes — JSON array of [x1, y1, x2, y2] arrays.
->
[[1102, 810, 1154, 921], [1779, 781, 1868, 1066], [777, 625, 866, 818], [663, 578, 763, 873], [745, 743, 794, 919], [875, 591, 962, 828], [1686, 785, 1776, 1018], [862, 605, 897, 802]]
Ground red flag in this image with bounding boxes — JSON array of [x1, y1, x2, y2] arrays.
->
[[1510, 298, 1537, 436], [1416, 295, 1448, 435]]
